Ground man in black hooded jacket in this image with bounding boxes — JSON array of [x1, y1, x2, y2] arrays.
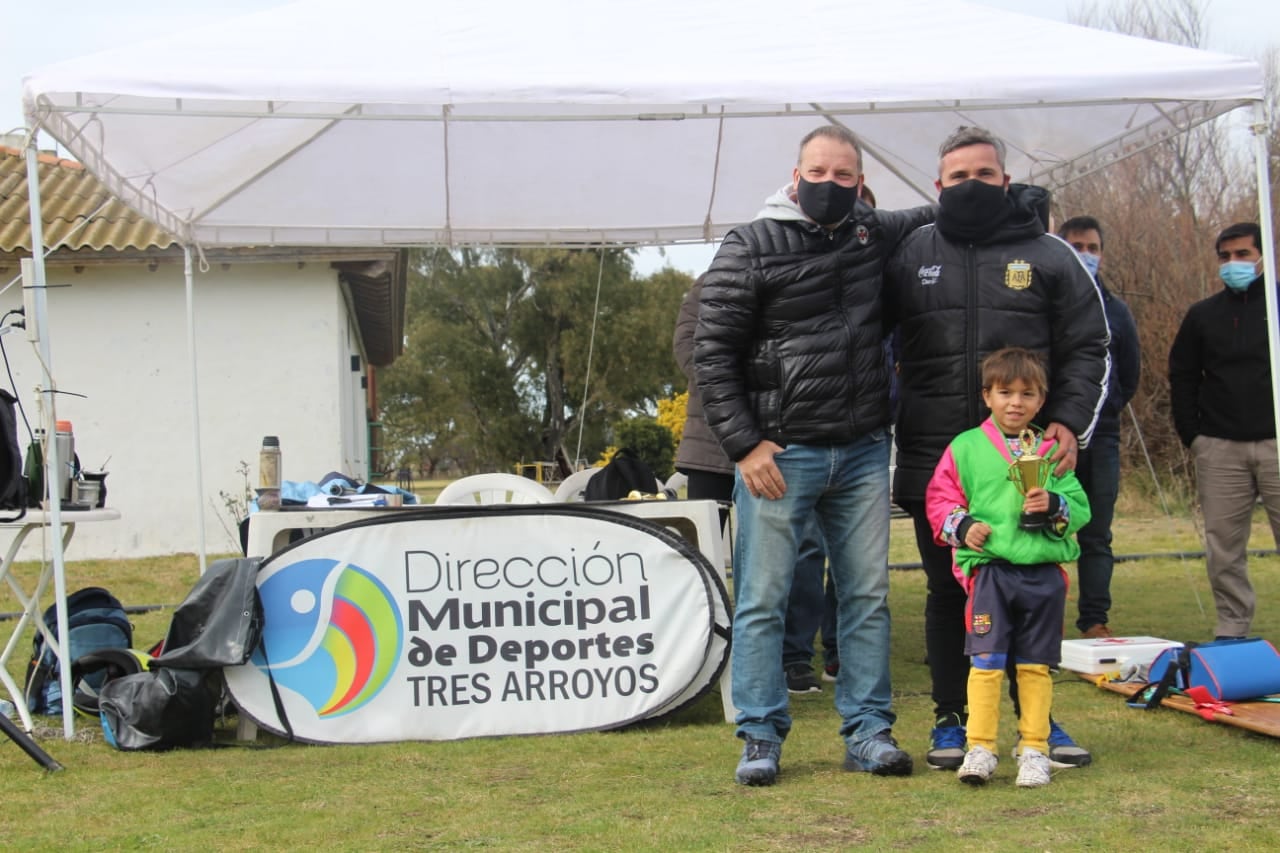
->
[[883, 126, 1110, 773], [696, 124, 933, 786]]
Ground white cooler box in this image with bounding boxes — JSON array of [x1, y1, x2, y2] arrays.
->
[[1060, 636, 1183, 675]]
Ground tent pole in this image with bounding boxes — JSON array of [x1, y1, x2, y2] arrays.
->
[[184, 246, 208, 574], [1251, 101, 1280, 483], [22, 130, 75, 739]]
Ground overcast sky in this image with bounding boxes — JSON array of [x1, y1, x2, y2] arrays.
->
[[4, 0, 1275, 276]]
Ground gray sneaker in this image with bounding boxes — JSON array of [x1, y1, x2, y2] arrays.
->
[[735, 738, 782, 786], [957, 745, 998, 785], [843, 730, 914, 776], [1016, 747, 1052, 788]]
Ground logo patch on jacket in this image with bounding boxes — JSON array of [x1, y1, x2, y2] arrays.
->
[[855, 224, 870, 245], [971, 613, 992, 635], [917, 264, 941, 286], [1004, 260, 1032, 290]]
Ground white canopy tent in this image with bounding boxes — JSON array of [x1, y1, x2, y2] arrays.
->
[[16, 0, 1273, 738], [20, 0, 1267, 246]]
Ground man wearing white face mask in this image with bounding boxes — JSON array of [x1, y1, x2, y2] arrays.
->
[[1058, 216, 1141, 639], [1169, 221, 1280, 639]]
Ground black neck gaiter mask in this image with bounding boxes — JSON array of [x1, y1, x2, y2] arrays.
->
[[936, 179, 1014, 243]]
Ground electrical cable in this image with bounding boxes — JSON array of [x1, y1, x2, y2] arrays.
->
[[0, 328, 36, 444]]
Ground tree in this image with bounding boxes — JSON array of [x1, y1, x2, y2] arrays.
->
[[378, 248, 691, 475], [615, 417, 677, 480], [1054, 0, 1260, 491]]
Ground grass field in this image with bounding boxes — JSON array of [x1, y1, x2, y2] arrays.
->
[[2, 499, 1279, 851]]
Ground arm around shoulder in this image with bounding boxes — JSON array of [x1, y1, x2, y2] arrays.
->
[[875, 204, 937, 248]]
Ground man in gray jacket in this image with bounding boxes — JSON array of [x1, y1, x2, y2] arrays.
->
[[695, 125, 932, 785]]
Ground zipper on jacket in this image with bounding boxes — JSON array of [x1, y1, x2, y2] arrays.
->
[[965, 244, 979, 425]]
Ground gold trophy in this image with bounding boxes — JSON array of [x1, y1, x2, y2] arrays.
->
[[1008, 428, 1052, 531]]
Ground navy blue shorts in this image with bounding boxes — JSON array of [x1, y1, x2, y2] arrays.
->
[[965, 561, 1067, 665]]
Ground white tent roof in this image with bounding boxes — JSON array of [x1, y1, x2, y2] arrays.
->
[[21, 0, 1264, 248]]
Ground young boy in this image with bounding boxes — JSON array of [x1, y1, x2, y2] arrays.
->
[[925, 347, 1091, 788]]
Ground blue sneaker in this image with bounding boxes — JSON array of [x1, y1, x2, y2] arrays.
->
[[844, 730, 913, 776], [1047, 719, 1092, 767], [1013, 719, 1093, 768], [926, 713, 967, 770], [735, 738, 782, 786]]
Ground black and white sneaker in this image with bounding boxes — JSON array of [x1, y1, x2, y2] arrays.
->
[[784, 663, 822, 694]]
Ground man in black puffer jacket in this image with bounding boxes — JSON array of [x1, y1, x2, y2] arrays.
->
[[695, 125, 933, 786], [884, 126, 1110, 775]]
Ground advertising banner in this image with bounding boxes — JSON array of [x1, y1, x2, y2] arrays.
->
[[225, 505, 730, 743]]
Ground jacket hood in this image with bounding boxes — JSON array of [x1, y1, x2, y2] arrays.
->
[[756, 184, 809, 222], [989, 183, 1049, 244], [756, 183, 873, 229]]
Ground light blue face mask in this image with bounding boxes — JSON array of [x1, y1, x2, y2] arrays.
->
[[1219, 260, 1260, 292], [1076, 251, 1101, 279]]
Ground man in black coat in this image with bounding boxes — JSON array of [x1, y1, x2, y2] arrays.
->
[[1169, 221, 1280, 640], [884, 126, 1110, 773], [695, 125, 932, 786], [1058, 216, 1141, 639]]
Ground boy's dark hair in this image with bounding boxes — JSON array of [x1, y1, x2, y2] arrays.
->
[[980, 347, 1048, 395], [1214, 222, 1262, 253]]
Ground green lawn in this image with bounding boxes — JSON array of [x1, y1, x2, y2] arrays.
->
[[2, 506, 1279, 850]]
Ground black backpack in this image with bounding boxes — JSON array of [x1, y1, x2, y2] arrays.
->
[[0, 389, 27, 520], [26, 587, 133, 715], [583, 447, 660, 501]]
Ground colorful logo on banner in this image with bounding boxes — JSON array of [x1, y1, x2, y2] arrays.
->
[[253, 558, 403, 717]]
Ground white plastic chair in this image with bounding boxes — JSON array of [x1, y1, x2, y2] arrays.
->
[[435, 473, 555, 505], [663, 471, 688, 496], [553, 467, 600, 502]]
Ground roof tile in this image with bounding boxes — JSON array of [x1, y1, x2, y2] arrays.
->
[[0, 145, 177, 253]]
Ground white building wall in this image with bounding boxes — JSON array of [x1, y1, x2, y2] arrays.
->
[[1, 259, 367, 559]]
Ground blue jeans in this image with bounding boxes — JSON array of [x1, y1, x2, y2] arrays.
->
[[781, 519, 833, 667], [731, 432, 895, 744], [1074, 430, 1119, 632]]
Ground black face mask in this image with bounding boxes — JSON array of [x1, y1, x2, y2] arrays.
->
[[796, 178, 858, 227], [936, 179, 1013, 242]]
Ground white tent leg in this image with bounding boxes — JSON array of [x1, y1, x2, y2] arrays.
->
[[1252, 102, 1280, 483], [23, 132, 75, 739], [184, 246, 208, 574]]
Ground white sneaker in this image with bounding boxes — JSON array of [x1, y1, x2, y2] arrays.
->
[[1016, 747, 1052, 788], [957, 745, 998, 785]]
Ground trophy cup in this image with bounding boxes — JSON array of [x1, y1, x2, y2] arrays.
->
[[1008, 428, 1053, 531]]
